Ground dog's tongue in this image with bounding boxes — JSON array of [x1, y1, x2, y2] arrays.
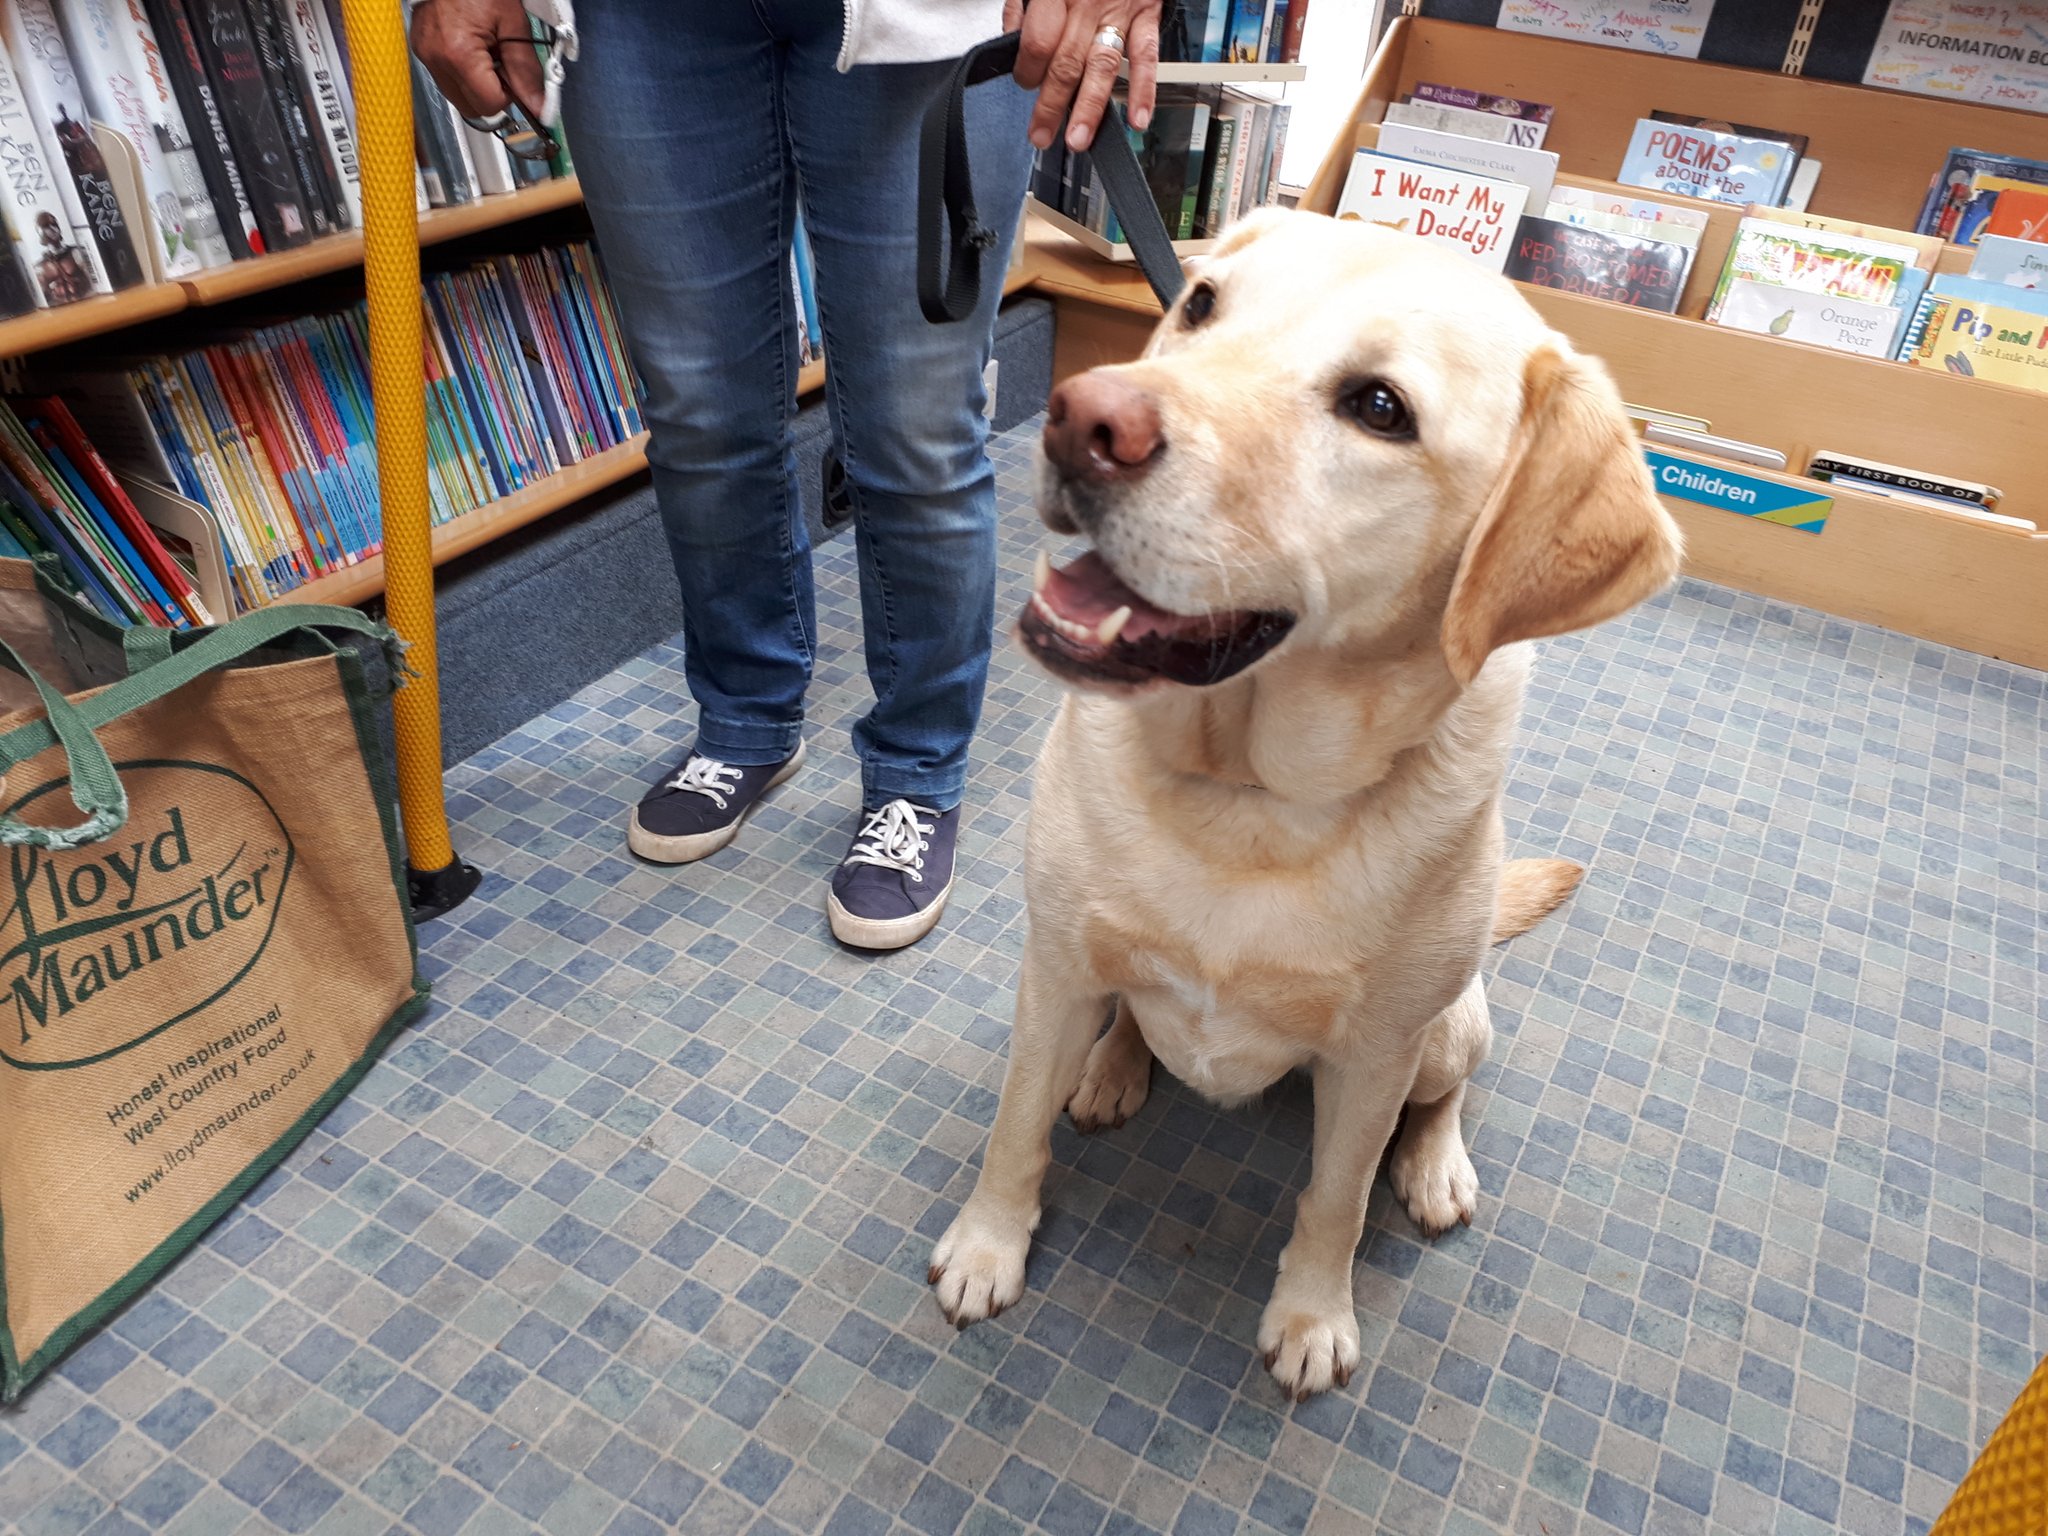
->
[[1041, 552, 1219, 640]]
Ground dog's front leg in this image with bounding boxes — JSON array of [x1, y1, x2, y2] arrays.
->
[[930, 943, 1109, 1326], [1260, 1041, 1422, 1399]]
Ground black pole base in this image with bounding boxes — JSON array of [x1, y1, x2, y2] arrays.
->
[[409, 857, 482, 924]]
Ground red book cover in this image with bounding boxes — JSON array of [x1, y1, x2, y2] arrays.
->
[[27, 394, 214, 624]]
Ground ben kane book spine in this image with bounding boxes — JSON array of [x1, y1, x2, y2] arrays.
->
[[187, 0, 313, 247], [0, 0, 140, 288], [0, 37, 89, 304]]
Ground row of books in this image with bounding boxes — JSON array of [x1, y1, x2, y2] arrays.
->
[[0, 0, 569, 319], [1163, 0, 1310, 66], [5, 238, 641, 620], [1030, 86, 1292, 245]]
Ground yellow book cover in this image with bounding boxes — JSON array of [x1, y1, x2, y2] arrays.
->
[[1909, 296, 2048, 390]]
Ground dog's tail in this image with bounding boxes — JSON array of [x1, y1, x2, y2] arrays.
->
[[1493, 858, 1585, 943]]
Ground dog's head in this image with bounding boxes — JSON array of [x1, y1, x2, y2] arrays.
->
[[1023, 209, 1682, 694]]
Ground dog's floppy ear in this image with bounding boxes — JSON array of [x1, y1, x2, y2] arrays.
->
[[1440, 343, 1682, 685]]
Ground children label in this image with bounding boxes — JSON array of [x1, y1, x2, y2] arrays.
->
[[1644, 450, 1833, 534]]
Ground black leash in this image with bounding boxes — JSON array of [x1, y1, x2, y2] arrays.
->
[[918, 30, 1185, 325]]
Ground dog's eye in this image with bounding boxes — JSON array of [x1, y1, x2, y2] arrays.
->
[[1339, 379, 1415, 439], [1180, 283, 1216, 328]]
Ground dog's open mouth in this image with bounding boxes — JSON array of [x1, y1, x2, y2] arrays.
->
[[1019, 550, 1294, 688]]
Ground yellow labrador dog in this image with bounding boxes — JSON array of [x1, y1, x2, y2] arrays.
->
[[928, 209, 1683, 1399]]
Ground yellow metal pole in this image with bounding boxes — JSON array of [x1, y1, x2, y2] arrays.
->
[[1929, 1352, 2048, 1536], [337, 0, 479, 918]]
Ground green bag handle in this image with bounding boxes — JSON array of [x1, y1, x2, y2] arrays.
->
[[0, 603, 398, 850]]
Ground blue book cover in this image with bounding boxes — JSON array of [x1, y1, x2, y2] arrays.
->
[[1967, 233, 2048, 291], [793, 213, 822, 356], [1618, 119, 1793, 207], [1222, 0, 1264, 64], [1928, 272, 2048, 319], [34, 430, 185, 626], [0, 456, 122, 620]]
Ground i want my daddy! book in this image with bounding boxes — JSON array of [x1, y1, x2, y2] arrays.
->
[[1338, 151, 1528, 271]]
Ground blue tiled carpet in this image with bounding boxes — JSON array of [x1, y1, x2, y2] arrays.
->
[[3, 422, 2043, 1536]]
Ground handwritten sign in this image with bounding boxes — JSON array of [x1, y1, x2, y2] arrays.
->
[[1864, 2, 2048, 113], [1497, 0, 1717, 60]]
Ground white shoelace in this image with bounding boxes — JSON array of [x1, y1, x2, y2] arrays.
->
[[664, 757, 744, 810], [844, 800, 938, 885]]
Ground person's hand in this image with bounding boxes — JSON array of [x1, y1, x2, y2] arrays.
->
[[1006, 0, 1163, 153], [410, 0, 544, 119]]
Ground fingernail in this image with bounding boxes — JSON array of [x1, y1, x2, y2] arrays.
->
[[1131, 109, 1151, 130], [1031, 126, 1053, 149], [1067, 124, 1093, 151]]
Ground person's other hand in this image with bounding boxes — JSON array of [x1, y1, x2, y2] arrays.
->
[[1007, 0, 1163, 153], [410, 0, 544, 119]]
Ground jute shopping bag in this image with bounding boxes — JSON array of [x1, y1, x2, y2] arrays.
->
[[0, 578, 428, 1400]]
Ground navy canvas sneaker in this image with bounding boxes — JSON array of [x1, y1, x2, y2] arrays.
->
[[626, 742, 806, 864], [828, 799, 959, 949]]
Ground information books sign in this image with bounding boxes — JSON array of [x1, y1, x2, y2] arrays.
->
[[1864, 1, 2048, 113]]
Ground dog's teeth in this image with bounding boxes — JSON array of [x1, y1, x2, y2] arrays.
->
[[1033, 550, 1051, 594], [1096, 606, 1131, 645]]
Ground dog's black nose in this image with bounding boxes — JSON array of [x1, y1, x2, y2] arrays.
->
[[1044, 372, 1164, 482]]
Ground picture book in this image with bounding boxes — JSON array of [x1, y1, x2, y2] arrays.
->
[[1502, 216, 1689, 311], [1918, 149, 2048, 241], [1954, 174, 2048, 246], [1390, 94, 1547, 148], [1706, 220, 1918, 323], [1716, 280, 1903, 358], [1410, 83, 1552, 128], [1617, 118, 1793, 207], [1546, 184, 1711, 235], [1738, 206, 1943, 272], [1969, 233, 2048, 290], [1337, 151, 1527, 271], [1373, 122, 1556, 212], [1807, 450, 2002, 511], [1383, 101, 1521, 145], [1650, 111, 1806, 174], [1546, 202, 1705, 250], [1908, 295, 2048, 391], [1983, 185, 2048, 245]]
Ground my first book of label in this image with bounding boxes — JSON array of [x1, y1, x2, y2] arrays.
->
[[1337, 150, 1527, 272]]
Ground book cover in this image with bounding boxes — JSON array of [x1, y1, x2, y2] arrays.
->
[[140, 0, 256, 256], [55, 0, 215, 274], [1918, 149, 2048, 241], [1716, 280, 1903, 358], [0, 218, 36, 313], [1383, 100, 1519, 147], [1546, 183, 1711, 234], [1650, 110, 1806, 180], [0, 400, 150, 619], [115, 0, 235, 264], [1503, 215, 1689, 312], [1262, 103, 1289, 207], [0, 0, 141, 288], [188, 0, 311, 247], [1261, 0, 1286, 61], [1969, 233, 2048, 290], [24, 414, 183, 621], [1982, 185, 2048, 246], [1738, 205, 1942, 272], [1376, 121, 1557, 211], [26, 391, 212, 620], [1337, 151, 1528, 272], [1221, 0, 1264, 64], [0, 38, 94, 303], [282, 0, 358, 225], [1548, 205, 1703, 249], [1231, 99, 1266, 223], [1135, 89, 1208, 241], [1908, 295, 2048, 390], [1278, 0, 1307, 62], [244, 0, 338, 231], [1617, 118, 1791, 208], [1410, 83, 1553, 126], [1707, 221, 1915, 322]]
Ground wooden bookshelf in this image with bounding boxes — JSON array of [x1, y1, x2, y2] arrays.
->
[[0, 179, 588, 356], [0, 282, 188, 357], [182, 178, 588, 305]]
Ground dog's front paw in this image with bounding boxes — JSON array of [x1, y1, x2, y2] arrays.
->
[[1257, 1271, 1361, 1401], [1388, 1112, 1479, 1237], [1066, 1018, 1152, 1132], [929, 1201, 1035, 1326]]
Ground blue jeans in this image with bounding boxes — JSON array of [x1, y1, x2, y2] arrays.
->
[[563, 0, 1034, 811]]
